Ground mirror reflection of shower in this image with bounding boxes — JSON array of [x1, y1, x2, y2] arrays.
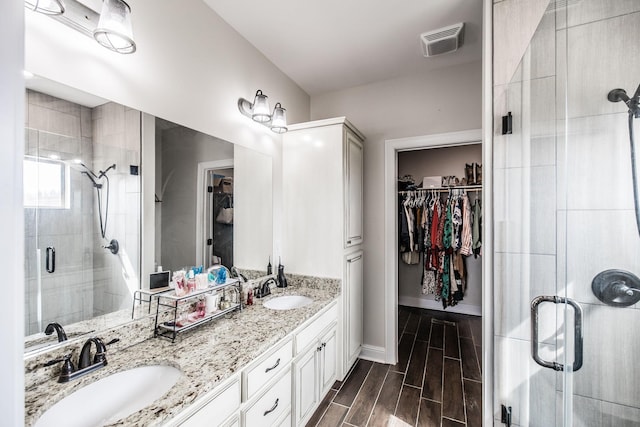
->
[[608, 83, 640, 236], [67, 160, 116, 240]]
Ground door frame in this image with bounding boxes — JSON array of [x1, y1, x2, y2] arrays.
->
[[195, 159, 233, 268], [383, 128, 492, 423], [383, 128, 483, 362]]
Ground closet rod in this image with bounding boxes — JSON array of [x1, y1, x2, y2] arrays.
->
[[398, 185, 482, 194]]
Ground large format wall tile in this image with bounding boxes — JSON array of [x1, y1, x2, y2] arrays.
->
[[494, 336, 557, 427], [563, 0, 640, 28], [557, 113, 634, 211], [493, 0, 551, 86], [494, 253, 557, 341], [564, 209, 640, 306], [572, 303, 640, 408], [565, 12, 640, 119]]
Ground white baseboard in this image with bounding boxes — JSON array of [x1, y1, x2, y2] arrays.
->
[[358, 344, 387, 364], [398, 295, 482, 317]]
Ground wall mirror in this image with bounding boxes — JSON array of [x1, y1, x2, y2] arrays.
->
[[24, 75, 274, 354]]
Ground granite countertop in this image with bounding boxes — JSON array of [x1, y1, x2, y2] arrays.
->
[[24, 282, 340, 426]]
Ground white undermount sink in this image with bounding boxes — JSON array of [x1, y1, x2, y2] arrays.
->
[[263, 295, 313, 310], [35, 365, 182, 427]]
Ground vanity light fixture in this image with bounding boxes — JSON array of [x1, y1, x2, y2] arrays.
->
[[93, 0, 136, 54], [25, 0, 65, 15], [238, 90, 288, 133], [24, 0, 136, 55]]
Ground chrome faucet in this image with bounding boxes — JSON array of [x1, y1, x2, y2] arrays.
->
[[44, 337, 117, 383], [255, 277, 276, 299], [44, 322, 67, 342]]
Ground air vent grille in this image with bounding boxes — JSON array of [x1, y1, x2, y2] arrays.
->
[[420, 23, 465, 57]]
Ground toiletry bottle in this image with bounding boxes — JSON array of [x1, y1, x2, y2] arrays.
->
[[267, 257, 272, 275], [277, 260, 288, 288], [247, 288, 253, 306]]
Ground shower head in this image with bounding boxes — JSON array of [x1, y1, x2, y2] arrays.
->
[[608, 88, 630, 103], [608, 84, 640, 118]]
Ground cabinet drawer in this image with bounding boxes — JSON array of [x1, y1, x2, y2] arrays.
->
[[179, 378, 240, 426], [243, 368, 292, 427], [244, 339, 293, 400], [295, 303, 338, 354], [275, 410, 291, 427]]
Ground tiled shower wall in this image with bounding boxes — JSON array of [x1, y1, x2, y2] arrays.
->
[[24, 92, 141, 334], [91, 102, 141, 316], [493, 1, 640, 426]]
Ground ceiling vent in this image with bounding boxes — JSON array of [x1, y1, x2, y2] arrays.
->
[[420, 23, 465, 57]]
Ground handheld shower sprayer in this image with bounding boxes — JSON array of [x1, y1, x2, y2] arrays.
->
[[608, 84, 640, 236], [65, 161, 117, 240], [607, 84, 640, 118]]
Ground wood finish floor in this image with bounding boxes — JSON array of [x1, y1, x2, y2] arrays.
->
[[307, 306, 482, 427]]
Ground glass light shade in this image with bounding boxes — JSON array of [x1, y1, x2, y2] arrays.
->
[[25, 0, 65, 15], [252, 90, 271, 123], [270, 103, 288, 133], [93, 0, 136, 54]]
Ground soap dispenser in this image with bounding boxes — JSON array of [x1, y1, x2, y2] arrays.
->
[[277, 258, 287, 288]]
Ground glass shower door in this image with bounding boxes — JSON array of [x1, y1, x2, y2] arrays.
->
[[494, 1, 640, 426]]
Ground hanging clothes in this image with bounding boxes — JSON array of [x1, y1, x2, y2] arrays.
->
[[399, 187, 481, 309], [460, 194, 473, 256], [472, 198, 482, 257]]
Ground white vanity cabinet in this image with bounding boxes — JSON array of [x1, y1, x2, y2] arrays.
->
[[175, 375, 241, 427], [169, 301, 339, 427], [283, 117, 365, 380], [344, 251, 363, 371], [293, 304, 338, 426], [294, 328, 337, 427], [344, 129, 363, 248]]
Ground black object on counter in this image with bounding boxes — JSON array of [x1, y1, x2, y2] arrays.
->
[[277, 262, 288, 288]]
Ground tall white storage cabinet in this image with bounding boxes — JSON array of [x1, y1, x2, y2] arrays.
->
[[282, 117, 364, 380]]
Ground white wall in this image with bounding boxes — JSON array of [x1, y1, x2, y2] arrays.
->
[[234, 145, 273, 271], [311, 63, 482, 348], [25, 0, 310, 155], [1, 0, 25, 424]]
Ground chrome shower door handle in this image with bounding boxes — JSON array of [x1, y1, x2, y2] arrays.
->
[[46, 246, 55, 273], [531, 295, 583, 372]]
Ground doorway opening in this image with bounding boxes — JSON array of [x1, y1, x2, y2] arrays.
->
[[383, 129, 483, 364]]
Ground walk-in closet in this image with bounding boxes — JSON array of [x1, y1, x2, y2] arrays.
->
[[397, 144, 483, 316]]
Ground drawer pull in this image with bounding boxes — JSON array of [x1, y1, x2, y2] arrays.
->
[[263, 398, 279, 416], [264, 358, 281, 373]]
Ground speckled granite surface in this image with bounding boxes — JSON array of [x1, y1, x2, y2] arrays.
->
[[24, 282, 340, 426], [24, 305, 155, 355]]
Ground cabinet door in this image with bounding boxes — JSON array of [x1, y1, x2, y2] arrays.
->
[[345, 251, 363, 370], [294, 346, 319, 426], [344, 129, 363, 247], [320, 326, 338, 396]]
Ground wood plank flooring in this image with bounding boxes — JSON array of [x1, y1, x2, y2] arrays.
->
[[307, 306, 482, 427]]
